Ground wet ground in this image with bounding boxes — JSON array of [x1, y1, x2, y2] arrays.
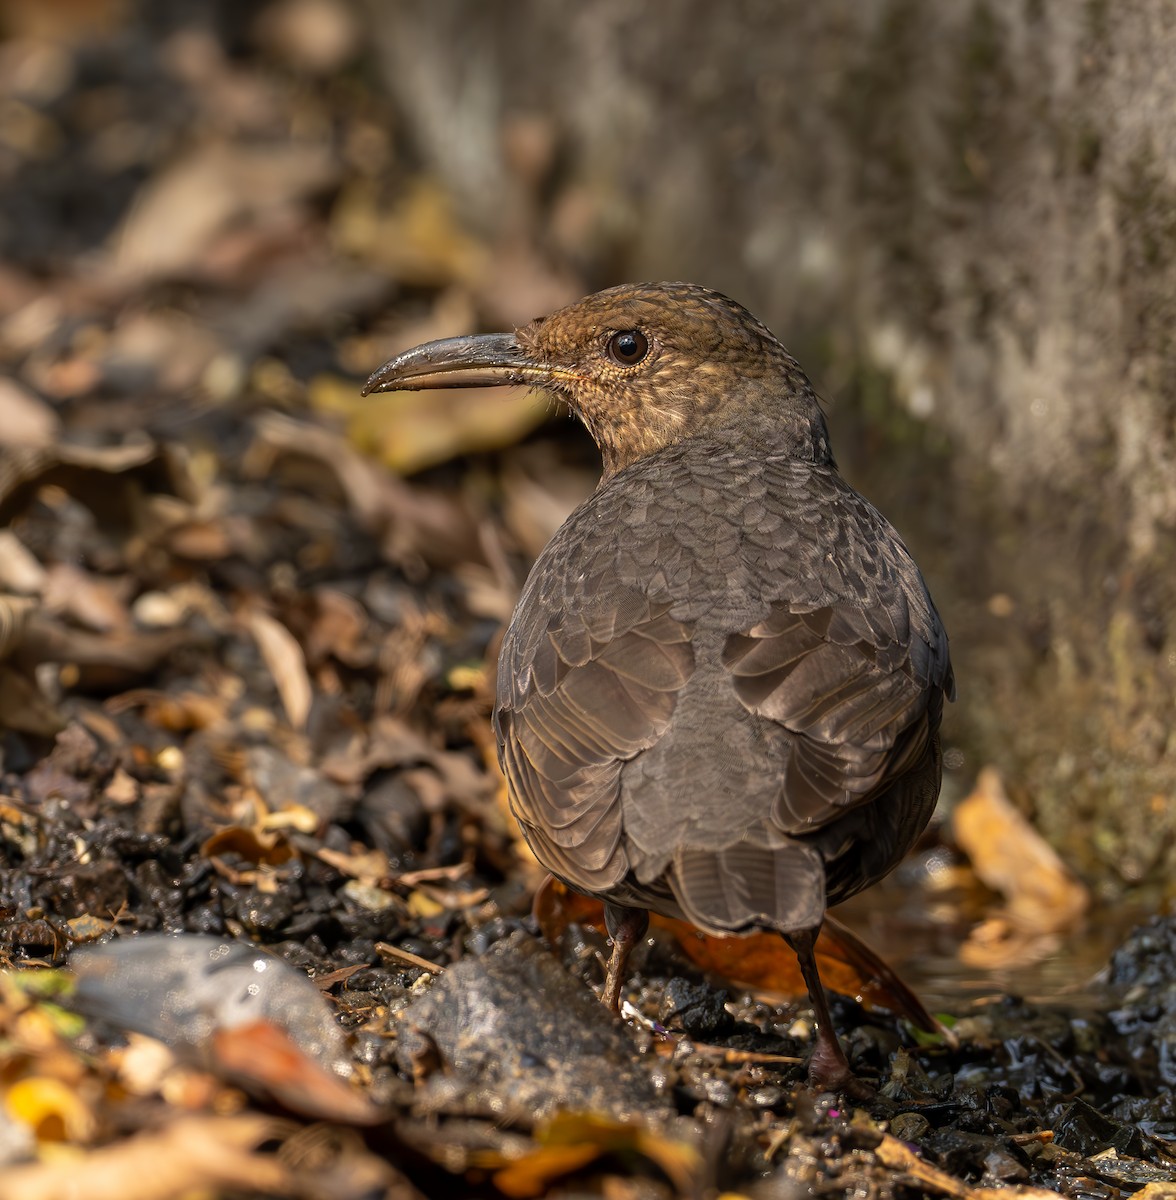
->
[[3, 720, 1175, 1199]]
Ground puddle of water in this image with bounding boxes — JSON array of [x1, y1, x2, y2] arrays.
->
[[833, 852, 1152, 1014]]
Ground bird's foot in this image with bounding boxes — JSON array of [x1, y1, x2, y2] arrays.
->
[[806, 1036, 874, 1100], [601, 903, 649, 1014]]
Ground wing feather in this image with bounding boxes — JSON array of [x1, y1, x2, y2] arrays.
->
[[496, 597, 695, 895]]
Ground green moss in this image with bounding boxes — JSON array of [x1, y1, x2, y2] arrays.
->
[[942, 1, 1015, 198], [830, 0, 945, 321], [1085, 0, 1111, 42], [1117, 147, 1176, 268], [1114, 146, 1176, 399], [1075, 122, 1102, 174]]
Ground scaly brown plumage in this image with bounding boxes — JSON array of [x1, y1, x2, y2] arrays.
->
[[364, 282, 954, 1094]]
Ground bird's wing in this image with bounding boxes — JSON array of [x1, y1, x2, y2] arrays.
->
[[495, 453, 952, 920], [495, 583, 694, 895], [722, 598, 948, 831]]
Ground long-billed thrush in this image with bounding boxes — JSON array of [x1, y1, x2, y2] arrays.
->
[[364, 282, 954, 1093]]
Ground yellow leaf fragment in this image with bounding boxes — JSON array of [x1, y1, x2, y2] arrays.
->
[[5, 1077, 95, 1142]]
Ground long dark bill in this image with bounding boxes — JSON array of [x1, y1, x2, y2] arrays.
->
[[362, 333, 552, 395]]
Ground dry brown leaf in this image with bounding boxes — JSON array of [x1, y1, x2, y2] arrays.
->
[[953, 767, 1089, 927], [105, 142, 338, 285], [18, 614, 193, 676], [954, 767, 1089, 927], [246, 411, 483, 569], [0, 664, 65, 735], [0, 439, 178, 529], [247, 608, 312, 729], [0, 1114, 291, 1200], [314, 844, 388, 883], [0, 532, 47, 594], [212, 1020, 380, 1124], [0, 594, 37, 661], [42, 564, 131, 633], [99, 309, 223, 394], [1131, 1184, 1176, 1200], [106, 688, 229, 733], [330, 175, 489, 287], [958, 917, 1063, 971], [304, 587, 370, 667], [0, 377, 60, 448], [202, 823, 296, 869], [65, 912, 122, 942], [314, 369, 548, 476], [103, 767, 138, 806], [253, 0, 361, 75], [375, 941, 445, 974]]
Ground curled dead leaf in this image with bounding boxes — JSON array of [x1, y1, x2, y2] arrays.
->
[[0, 377, 61, 448], [0, 530, 47, 594], [202, 824, 296, 869]]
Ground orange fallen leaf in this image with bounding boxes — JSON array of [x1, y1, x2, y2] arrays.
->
[[212, 1020, 379, 1124], [492, 1142, 604, 1198], [534, 877, 943, 1035], [488, 1111, 700, 1199], [953, 768, 1089, 933], [953, 768, 1089, 969]]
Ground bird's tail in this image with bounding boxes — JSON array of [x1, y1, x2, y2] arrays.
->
[[669, 840, 826, 936]]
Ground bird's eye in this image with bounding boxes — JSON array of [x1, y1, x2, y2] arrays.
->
[[606, 329, 649, 367]]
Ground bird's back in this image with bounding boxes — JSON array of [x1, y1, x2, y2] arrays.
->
[[495, 434, 953, 938]]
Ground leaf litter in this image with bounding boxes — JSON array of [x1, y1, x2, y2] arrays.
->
[[0, 3, 1172, 1198]]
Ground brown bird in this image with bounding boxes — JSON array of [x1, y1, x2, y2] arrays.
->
[[364, 282, 954, 1093]]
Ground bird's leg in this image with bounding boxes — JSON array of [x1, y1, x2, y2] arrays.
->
[[601, 902, 649, 1014], [784, 926, 872, 1099]]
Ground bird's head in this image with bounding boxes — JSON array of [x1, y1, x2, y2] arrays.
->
[[363, 282, 832, 477]]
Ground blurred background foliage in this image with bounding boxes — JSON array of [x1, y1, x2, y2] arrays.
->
[[0, 0, 1173, 902]]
